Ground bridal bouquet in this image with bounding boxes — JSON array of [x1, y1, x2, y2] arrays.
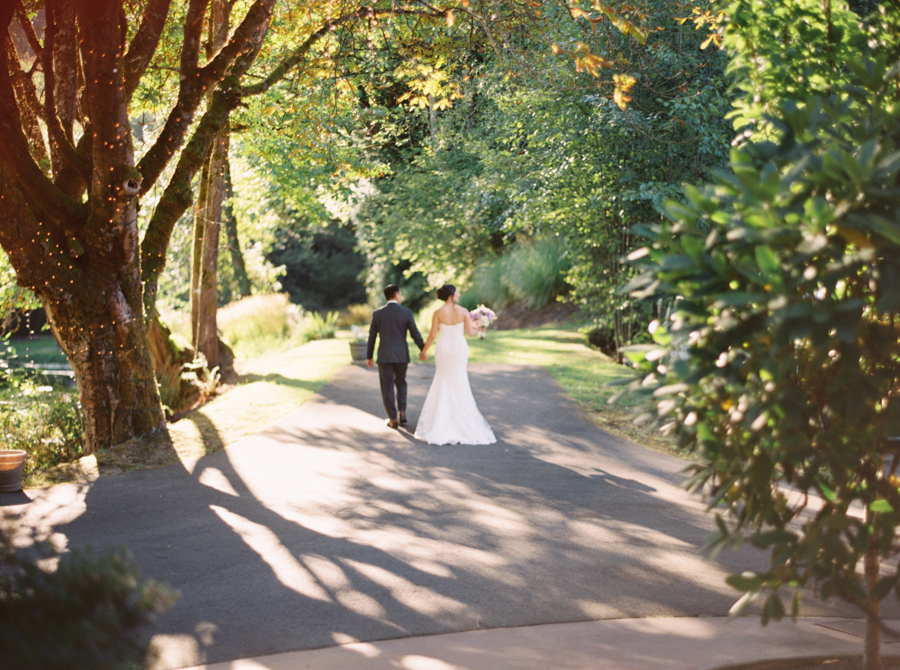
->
[[469, 305, 497, 338]]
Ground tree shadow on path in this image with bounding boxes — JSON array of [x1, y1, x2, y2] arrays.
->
[[5, 363, 875, 668]]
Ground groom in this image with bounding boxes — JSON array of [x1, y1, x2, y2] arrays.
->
[[367, 284, 425, 429]]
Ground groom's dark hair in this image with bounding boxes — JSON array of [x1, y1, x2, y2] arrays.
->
[[384, 284, 400, 300]]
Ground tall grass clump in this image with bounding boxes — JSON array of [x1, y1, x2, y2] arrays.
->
[[301, 312, 338, 341], [218, 294, 299, 358], [337, 304, 373, 327], [469, 237, 571, 309], [469, 260, 508, 308]]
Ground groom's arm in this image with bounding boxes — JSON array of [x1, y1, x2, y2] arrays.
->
[[366, 316, 378, 368], [407, 313, 425, 351]]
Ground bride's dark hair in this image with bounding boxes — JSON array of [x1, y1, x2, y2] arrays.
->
[[436, 284, 456, 302]]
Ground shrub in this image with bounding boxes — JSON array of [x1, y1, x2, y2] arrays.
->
[[0, 369, 84, 475], [218, 294, 298, 358], [0, 525, 176, 670], [416, 299, 444, 335], [624, 7, 900, 666], [338, 303, 373, 327], [300, 312, 338, 341], [267, 225, 367, 311], [469, 237, 571, 309]]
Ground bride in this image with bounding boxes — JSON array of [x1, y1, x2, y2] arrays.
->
[[415, 284, 496, 446]]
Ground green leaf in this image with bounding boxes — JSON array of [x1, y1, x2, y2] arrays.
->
[[752, 529, 798, 548], [726, 572, 765, 592], [869, 499, 894, 513], [817, 481, 835, 502], [664, 200, 698, 223], [682, 235, 705, 261], [755, 245, 780, 276], [711, 292, 766, 308], [762, 593, 785, 625]]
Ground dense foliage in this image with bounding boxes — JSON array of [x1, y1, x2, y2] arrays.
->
[[624, 1, 900, 665], [349, 0, 733, 348], [0, 527, 175, 670], [267, 225, 367, 311]]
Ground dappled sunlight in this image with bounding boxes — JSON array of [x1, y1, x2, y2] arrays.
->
[[2, 479, 90, 543], [341, 558, 468, 619], [209, 505, 333, 603], [17, 360, 866, 669], [399, 655, 457, 670], [198, 467, 240, 497]]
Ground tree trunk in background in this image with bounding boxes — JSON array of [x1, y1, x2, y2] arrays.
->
[[864, 506, 884, 670], [223, 158, 252, 299], [190, 0, 231, 372], [194, 127, 228, 371], [190, 156, 209, 359]]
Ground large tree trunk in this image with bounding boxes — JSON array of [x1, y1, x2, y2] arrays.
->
[[43, 275, 165, 451], [0, 0, 278, 453], [0, 1, 168, 454]]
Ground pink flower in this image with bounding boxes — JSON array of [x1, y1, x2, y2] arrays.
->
[[469, 305, 497, 332]]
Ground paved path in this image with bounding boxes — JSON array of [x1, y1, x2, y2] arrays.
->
[[3, 363, 887, 669]]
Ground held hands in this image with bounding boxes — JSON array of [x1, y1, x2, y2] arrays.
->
[[419, 351, 428, 361]]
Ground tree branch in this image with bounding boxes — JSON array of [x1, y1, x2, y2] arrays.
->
[[5, 36, 49, 167], [12, 1, 42, 63], [0, 164, 57, 293], [72, 0, 144, 270], [0, 38, 85, 229], [43, 0, 90, 184], [240, 7, 442, 98], [124, 0, 173, 101], [51, 0, 78, 141], [140, 87, 237, 314], [132, 0, 207, 197], [136, 0, 277, 196]]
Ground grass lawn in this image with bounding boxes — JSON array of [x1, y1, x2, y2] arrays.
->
[[4, 335, 69, 366], [466, 326, 676, 453], [35, 325, 676, 485]]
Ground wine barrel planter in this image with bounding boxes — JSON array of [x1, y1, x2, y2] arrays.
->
[[0, 450, 27, 493], [349, 341, 368, 362]]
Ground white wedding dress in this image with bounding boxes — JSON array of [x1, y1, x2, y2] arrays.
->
[[414, 322, 496, 446]]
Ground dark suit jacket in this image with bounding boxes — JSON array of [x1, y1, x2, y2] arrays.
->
[[367, 302, 425, 364]]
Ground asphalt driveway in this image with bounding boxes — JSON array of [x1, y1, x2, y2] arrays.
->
[[3, 363, 862, 668]]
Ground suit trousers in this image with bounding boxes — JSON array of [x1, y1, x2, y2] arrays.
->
[[378, 363, 408, 420]]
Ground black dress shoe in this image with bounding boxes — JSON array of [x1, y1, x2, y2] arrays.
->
[[385, 418, 399, 429], [399, 412, 408, 425]]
